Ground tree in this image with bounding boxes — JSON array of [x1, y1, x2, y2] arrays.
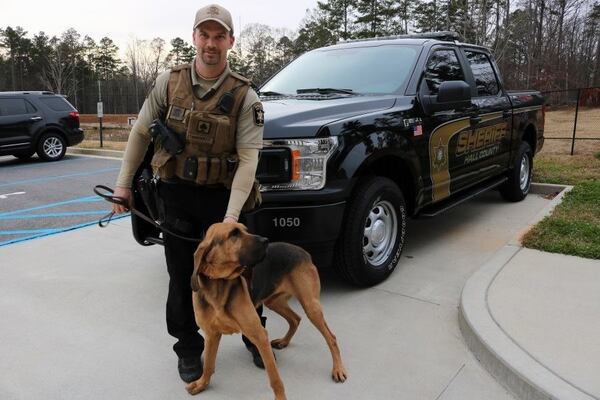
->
[[318, 0, 357, 40], [168, 37, 195, 65], [0, 26, 31, 90], [294, 8, 337, 54], [95, 37, 120, 80]]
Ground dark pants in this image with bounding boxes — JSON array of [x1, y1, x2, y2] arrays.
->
[[159, 180, 263, 358]]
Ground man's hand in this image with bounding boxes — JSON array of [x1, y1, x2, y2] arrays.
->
[[112, 187, 132, 214], [223, 216, 237, 224]]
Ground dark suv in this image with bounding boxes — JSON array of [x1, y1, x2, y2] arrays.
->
[[0, 91, 84, 161]]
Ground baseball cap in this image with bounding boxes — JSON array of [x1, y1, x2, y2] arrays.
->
[[193, 4, 234, 33]]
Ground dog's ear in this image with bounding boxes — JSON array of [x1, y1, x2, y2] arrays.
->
[[202, 259, 241, 280], [191, 238, 211, 291]]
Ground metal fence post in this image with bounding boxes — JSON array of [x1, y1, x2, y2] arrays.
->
[[571, 89, 581, 156]]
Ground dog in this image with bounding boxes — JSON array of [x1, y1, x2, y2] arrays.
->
[[186, 222, 347, 399]]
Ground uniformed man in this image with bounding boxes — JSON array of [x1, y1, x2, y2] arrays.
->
[[112, 4, 265, 383]]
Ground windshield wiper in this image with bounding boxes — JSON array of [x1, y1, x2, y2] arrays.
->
[[296, 88, 355, 95], [259, 90, 286, 96]]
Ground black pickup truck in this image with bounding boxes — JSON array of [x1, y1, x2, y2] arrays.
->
[[243, 32, 545, 286]]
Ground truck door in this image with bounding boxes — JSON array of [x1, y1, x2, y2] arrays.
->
[[457, 49, 512, 183], [417, 47, 474, 203]]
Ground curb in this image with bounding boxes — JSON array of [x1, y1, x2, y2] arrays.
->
[[67, 147, 124, 159], [511, 183, 573, 246], [459, 183, 595, 400]]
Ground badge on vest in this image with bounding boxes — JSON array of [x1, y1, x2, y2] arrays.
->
[[168, 105, 186, 121], [253, 103, 264, 126], [197, 120, 211, 135]]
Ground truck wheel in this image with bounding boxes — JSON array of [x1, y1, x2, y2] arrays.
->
[[500, 142, 532, 202], [336, 177, 407, 286], [37, 132, 66, 161]]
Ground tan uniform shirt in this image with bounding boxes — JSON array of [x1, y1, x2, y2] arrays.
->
[[115, 60, 263, 220]]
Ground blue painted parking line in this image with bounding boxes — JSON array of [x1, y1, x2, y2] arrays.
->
[[0, 228, 62, 235], [0, 211, 108, 220], [0, 213, 130, 247], [0, 167, 120, 188], [0, 196, 101, 217], [0, 156, 91, 171]]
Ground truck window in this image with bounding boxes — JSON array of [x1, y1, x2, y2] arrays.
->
[[0, 98, 29, 116], [261, 44, 420, 95], [424, 49, 465, 95], [464, 51, 499, 96]]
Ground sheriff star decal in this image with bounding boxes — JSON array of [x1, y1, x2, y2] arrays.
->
[[253, 103, 265, 126]]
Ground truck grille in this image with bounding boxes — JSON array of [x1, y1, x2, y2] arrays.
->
[[256, 148, 291, 183]]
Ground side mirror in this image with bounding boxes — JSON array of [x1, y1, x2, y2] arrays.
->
[[419, 80, 472, 115]]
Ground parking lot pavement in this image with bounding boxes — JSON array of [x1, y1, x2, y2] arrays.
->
[[0, 154, 124, 246], [0, 188, 552, 400]]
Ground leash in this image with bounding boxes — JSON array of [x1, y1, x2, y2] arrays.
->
[[93, 185, 202, 242]]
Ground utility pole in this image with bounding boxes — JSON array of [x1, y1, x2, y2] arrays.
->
[[97, 80, 104, 148]]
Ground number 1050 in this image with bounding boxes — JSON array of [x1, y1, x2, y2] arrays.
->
[[273, 217, 301, 227]]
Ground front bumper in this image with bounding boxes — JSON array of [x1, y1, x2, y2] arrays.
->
[[241, 198, 346, 252]]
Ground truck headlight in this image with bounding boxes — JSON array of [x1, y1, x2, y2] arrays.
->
[[261, 137, 339, 191]]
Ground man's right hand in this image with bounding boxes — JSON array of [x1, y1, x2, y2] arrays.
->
[[112, 187, 132, 214]]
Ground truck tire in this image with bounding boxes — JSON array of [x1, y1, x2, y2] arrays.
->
[[37, 132, 66, 161], [500, 142, 532, 202], [336, 177, 407, 286]]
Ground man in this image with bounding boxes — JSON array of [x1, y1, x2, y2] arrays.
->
[[112, 4, 265, 383]]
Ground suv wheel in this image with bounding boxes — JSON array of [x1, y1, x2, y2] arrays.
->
[[336, 177, 407, 286], [500, 142, 532, 202], [37, 132, 66, 161]]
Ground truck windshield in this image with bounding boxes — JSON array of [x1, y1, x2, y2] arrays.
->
[[261, 44, 420, 95]]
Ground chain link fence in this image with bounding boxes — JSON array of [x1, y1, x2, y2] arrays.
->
[[542, 87, 600, 155]]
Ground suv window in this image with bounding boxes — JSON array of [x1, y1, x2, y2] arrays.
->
[[464, 51, 499, 96], [0, 98, 30, 116], [424, 49, 465, 94], [39, 96, 75, 111]]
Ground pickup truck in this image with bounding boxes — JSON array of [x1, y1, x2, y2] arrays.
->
[[243, 32, 545, 286], [131, 32, 545, 287]]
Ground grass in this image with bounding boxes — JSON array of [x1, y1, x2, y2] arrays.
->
[[523, 152, 600, 259]]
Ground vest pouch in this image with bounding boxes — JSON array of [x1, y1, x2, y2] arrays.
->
[[242, 180, 262, 213], [151, 150, 175, 178], [174, 154, 209, 184], [186, 111, 229, 154], [206, 157, 223, 184]]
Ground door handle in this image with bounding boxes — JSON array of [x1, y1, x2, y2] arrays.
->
[[30, 116, 42, 121], [470, 115, 482, 125]]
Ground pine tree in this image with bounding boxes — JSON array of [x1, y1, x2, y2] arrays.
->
[[95, 37, 120, 80]]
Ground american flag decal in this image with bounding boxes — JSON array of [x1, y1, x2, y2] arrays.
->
[[414, 124, 423, 136]]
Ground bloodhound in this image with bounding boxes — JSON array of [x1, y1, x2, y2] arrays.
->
[[186, 222, 347, 399]]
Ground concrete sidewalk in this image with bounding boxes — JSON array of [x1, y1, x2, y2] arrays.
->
[[0, 182, 596, 400]]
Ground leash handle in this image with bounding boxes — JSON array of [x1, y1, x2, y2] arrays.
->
[[93, 184, 201, 242]]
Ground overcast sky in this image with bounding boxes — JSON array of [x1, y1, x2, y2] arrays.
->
[[1, 0, 319, 54]]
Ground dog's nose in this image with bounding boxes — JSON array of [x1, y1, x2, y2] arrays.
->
[[258, 236, 269, 245]]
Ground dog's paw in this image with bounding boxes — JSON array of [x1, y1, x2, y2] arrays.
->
[[270, 338, 289, 349], [186, 378, 209, 395], [331, 365, 348, 383]]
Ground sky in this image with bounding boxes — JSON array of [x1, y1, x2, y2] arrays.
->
[[1, 0, 319, 54]]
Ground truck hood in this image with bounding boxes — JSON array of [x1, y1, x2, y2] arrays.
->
[[262, 95, 397, 139]]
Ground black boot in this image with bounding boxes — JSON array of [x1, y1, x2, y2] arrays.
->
[[243, 315, 275, 369], [178, 355, 203, 383]]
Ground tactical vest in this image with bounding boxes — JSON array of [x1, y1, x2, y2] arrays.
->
[[151, 64, 250, 187]]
